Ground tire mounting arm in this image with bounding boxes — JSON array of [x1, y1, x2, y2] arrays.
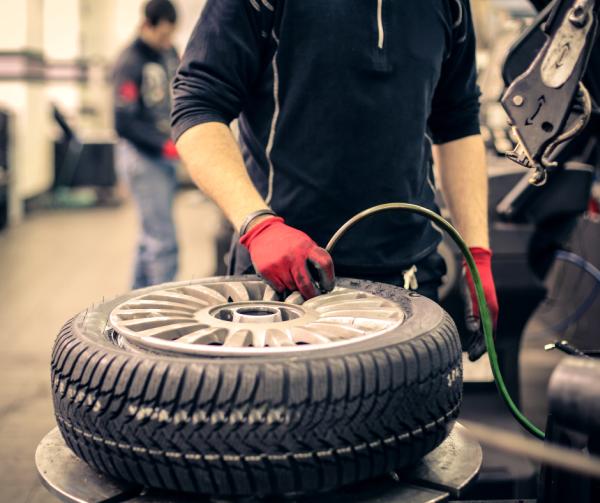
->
[[501, 0, 598, 186]]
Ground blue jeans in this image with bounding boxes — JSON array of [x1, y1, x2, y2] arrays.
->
[[116, 140, 178, 289]]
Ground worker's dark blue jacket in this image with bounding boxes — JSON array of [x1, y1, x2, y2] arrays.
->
[[113, 38, 179, 157], [171, 0, 481, 273]]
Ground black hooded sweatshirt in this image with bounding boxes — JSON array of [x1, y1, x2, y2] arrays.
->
[[172, 0, 480, 273]]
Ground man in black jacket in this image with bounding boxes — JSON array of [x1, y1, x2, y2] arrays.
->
[[113, 0, 180, 288], [172, 0, 498, 360]]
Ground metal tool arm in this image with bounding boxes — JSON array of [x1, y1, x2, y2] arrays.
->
[[501, 0, 599, 185]]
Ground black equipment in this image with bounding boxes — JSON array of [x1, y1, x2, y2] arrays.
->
[[501, 0, 600, 186], [539, 356, 600, 502], [0, 109, 9, 230], [53, 105, 116, 189]]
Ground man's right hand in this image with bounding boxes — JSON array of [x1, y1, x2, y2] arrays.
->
[[162, 139, 179, 160], [240, 216, 335, 299]]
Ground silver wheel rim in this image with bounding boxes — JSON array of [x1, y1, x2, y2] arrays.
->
[[109, 279, 405, 356]]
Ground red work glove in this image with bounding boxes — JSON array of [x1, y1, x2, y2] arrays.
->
[[162, 139, 179, 160], [240, 216, 335, 299], [460, 247, 499, 361]]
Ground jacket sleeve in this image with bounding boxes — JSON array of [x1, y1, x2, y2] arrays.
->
[[427, 0, 481, 145], [113, 57, 168, 155], [171, 0, 271, 142]]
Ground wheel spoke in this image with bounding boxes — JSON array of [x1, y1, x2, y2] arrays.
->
[[177, 327, 226, 345], [223, 330, 253, 347], [179, 285, 227, 305], [284, 292, 304, 305], [209, 281, 250, 302], [142, 291, 208, 308], [303, 290, 367, 309], [119, 299, 198, 312], [290, 328, 332, 345], [266, 329, 295, 347], [135, 321, 206, 340], [250, 329, 267, 348], [113, 308, 193, 319], [116, 316, 194, 330], [262, 285, 279, 301], [317, 316, 398, 331], [242, 281, 269, 300], [305, 322, 366, 340]]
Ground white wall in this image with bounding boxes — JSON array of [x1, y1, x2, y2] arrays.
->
[[0, 0, 85, 212], [44, 0, 80, 60], [0, 0, 207, 222], [174, 0, 206, 53], [0, 0, 51, 220], [44, 0, 83, 136], [1, 83, 52, 203], [0, 0, 42, 51]]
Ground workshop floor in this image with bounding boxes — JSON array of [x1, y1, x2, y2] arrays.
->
[[0, 190, 223, 503]]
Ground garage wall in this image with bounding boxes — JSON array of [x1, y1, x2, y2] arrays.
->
[[0, 0, 52, 221], [44, 0, 80, 61], [174, 0, 207, 54], [0, 83, 52, 207], [0, 0, 206, 224], [0, 3, 31, 49], [44, 0, 83, 143]]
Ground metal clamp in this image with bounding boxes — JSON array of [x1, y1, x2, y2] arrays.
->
[[501, 0, 598, 186]]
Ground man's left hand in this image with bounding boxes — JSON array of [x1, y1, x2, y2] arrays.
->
[[461, 247, 499, 361]]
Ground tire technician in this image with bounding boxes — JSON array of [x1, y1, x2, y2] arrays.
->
[[172, 0, 499, 360], [113, 0, 180, 289]]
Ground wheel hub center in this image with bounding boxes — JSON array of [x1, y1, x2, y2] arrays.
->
[[208, 302, 303, 324], [233, 307, 281, 323]]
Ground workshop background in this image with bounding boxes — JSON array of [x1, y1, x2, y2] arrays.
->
[[0, 0, 598, 502]]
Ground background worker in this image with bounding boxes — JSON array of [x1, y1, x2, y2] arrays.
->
[[113, 0, 180, 289], [171, 0, 498, 360]]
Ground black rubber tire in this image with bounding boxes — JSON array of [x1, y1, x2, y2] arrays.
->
[[51, 276, 463, 497]]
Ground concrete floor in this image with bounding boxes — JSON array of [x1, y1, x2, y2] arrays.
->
[[0, 190, 222, 503]]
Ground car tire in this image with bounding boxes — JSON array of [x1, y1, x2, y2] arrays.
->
[[51, 276, 462, 497]]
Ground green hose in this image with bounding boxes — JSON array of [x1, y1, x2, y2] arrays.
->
[[325, 202, 546, 440]]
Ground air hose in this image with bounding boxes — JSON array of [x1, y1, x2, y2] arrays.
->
[[325, 202, 546, 440]]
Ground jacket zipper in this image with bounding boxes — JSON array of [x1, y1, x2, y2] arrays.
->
[[377, 0, 384, 49]]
